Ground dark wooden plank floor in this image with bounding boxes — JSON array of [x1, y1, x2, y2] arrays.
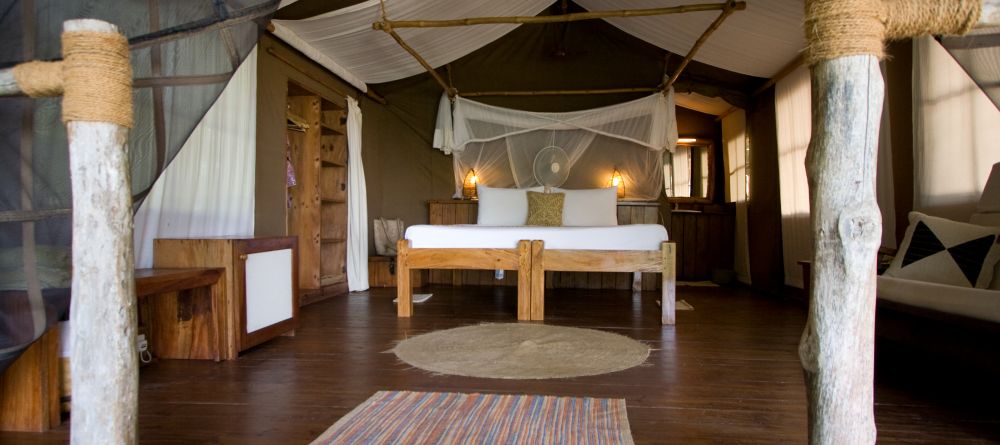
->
[[2, 284, 998, 444]]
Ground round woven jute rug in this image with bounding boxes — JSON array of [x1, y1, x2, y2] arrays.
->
[[392, 323, 649, 379]]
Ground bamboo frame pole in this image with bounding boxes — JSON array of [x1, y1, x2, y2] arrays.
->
[[372, 2, 745, 29], [382, 25, 456, 97], [461, 87, 659, 97], [665, 0, 740, 89]]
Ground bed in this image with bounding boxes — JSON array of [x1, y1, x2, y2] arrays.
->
[[396, 209, 676, 324]]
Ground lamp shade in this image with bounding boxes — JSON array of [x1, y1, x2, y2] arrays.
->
[[610, 168, 625, 199], [463, 169, 479, 200]]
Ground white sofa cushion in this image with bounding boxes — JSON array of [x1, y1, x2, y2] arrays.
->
[[877, 276, 1000, 323], [558, 187, 619, 226], [883, 211, 1000, 289]]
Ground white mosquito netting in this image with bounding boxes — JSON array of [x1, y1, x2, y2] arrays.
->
[[433, 90, 679, 200]]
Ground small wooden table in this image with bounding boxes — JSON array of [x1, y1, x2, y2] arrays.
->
[[135, 267, 226, 361]]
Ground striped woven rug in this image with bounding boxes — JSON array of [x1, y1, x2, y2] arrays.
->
[[310, 391, 634, 445]]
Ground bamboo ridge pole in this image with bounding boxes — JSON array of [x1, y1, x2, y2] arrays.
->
[[3, 18, 137, 444], [372, 2, 745, 30], [801, 0, 990, 444], [380, 24, 456, 97], [665, 0, 740, 89], [461, 86, 659, 97]]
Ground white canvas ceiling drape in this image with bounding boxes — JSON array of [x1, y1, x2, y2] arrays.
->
[[575, 0, 804, 78], [271, 0, 553, 90], [272, 0, 805, 93], [434, 91, 678, 200]]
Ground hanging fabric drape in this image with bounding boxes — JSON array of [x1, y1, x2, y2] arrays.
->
[[775, 65, 813, 289], [723, 109, 751, 284], [346, 96, 369, 292], [914, 36, 1000, 222], [133, 47, 259, 268], [435, 91, 678, 200]]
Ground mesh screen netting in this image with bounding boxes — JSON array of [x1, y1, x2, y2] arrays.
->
[[0, 0, 277, 373]]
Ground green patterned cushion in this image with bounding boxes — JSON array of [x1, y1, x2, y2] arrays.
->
[[526, 191, 564, 226]]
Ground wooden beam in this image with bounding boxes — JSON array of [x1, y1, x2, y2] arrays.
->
[[381, 26, 456, 97], [665, 0, 741, 89], [372, 2, 746, 29], [129, 0, 279, 50], [263, 47, 386, 105], [133, 73, 232, 88], [752, 54, 804, 96], [461, 87, 659, 97], [0, 209, 71, 223], [149, 0, 167, 176]]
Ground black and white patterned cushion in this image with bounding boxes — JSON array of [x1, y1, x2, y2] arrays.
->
[[883, 212, 1000, 288]]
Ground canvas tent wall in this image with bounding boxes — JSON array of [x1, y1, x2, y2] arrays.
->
[[0, 0, 276, 373]]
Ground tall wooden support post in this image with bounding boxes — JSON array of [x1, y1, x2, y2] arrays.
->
[[64, 20, 137, 444], [800, 55, 882, 445], [800, 0, 989, 443]]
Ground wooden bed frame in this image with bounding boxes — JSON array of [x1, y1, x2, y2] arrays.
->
[[395, 239, 676, 325]]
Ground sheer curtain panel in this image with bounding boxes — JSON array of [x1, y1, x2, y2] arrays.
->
[[435, 91, 679, 200], [346, 97, 369, 291]]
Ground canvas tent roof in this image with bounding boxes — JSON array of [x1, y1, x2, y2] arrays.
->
[[272, 0, 805, 97]]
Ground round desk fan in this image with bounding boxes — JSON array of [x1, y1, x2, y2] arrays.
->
[[533, 146, 570, 192]]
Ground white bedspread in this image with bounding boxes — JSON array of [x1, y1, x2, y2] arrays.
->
[[877, 276, 1000, 323], [405, 224, 668, 251]]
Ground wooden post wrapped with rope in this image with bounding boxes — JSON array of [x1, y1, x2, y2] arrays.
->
[[800, 1, 994, 443], [1, 19, 136, 444]]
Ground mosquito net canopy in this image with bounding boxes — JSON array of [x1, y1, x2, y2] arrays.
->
[[434, 89, 678, 200]]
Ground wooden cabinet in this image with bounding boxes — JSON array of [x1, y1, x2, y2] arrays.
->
[[153, 237, 298, 358], [668, 204, 735, 281], [287, 82, 348, 294], [426, 200, 663, 289]]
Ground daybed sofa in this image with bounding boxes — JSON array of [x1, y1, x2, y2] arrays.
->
[[875, 162, 1000, 370]]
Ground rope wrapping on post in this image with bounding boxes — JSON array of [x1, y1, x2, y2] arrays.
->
[[62, 31, 134, 128], [804, 0, 981, 65], [12, 61, 63, 97]]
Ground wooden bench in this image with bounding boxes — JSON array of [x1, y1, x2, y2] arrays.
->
[[0, 267, 225, 432], [135, 267, 226, 361]]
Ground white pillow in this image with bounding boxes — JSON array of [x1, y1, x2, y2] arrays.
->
[[559, 187, 619, 226], [475, 185, 537, 226], [883, 211, 1000, 289]]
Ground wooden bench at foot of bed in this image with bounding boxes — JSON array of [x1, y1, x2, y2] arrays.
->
[[395, 239, 676, 325], [529, 241, 676, 324], [396, 239, 533, 320]]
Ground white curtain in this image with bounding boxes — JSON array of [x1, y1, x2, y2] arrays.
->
[[775, 65, 812, 289], [723, 109, 750, 284], [133, 47, 258, 268], [346, 97, 369, 291], [436, 91, 678, 200], [876, 62, 896, 249], [914, 36, 1000, 222]]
